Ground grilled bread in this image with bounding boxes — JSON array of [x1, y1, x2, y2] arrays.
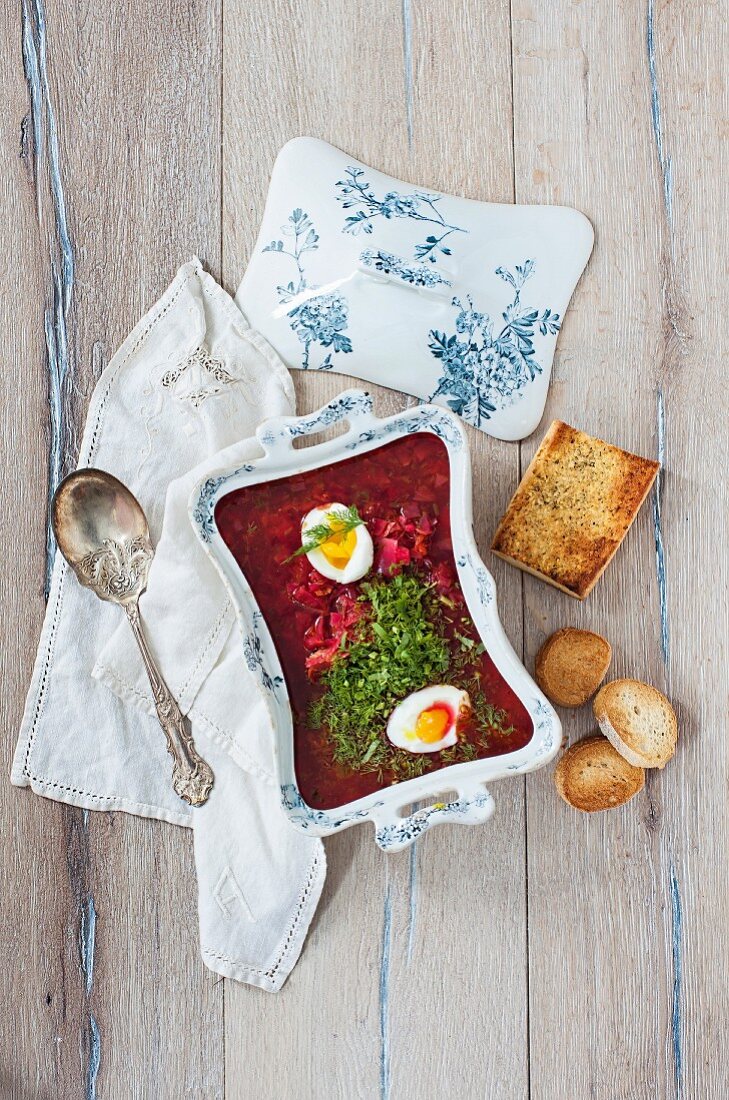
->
[[593, 678, 677, 769], [536, 627, 612, 707], [492, 421, 660, 599], [554, 734, 645, 812]]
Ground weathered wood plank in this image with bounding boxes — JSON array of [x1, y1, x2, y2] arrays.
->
[[222, 10, 409, 1093], [512, 1, 729, 1096], [222, 2, 528, 1097], [642, 3, 729, 1095], [385, 5, 529, 1098], [0, 15, 82, 1096], [1, 2, 224, 1096]]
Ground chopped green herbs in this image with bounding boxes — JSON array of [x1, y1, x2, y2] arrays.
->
[[310, 572, 450, 778], [468, 686, 515, 747], [308, 568, 517, 781], [440, 741, 478, 765], [285, 504, 364, 562]]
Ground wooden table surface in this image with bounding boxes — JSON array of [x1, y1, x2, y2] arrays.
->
[[2, 2, 727, 1097]]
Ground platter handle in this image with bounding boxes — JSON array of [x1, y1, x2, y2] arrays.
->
[[255, 389, 379, 461], [371, 780, 496, 853]]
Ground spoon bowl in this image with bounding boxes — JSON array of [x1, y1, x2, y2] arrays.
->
[[53, 470, 152, 606]]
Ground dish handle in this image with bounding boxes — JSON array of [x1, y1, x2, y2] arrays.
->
[[255, 389, 379, 460], [371, 780, 495, 853]]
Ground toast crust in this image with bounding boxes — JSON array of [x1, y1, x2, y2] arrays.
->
[[554, 734, 645, 812], [593, 679, 677, 769], [492, 420, 660, 599], [536, 627, 612, 707]]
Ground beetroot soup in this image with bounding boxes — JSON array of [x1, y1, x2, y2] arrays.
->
[[215, 433, 532, 810]]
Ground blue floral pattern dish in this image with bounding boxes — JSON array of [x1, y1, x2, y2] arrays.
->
[[335, 163, 466, 265], [238, 138, 593, 441], [428, 262, 561, 427], [263, 208, 352, 371], [358, 248, 452, 289], [188, 389, 561, 852]]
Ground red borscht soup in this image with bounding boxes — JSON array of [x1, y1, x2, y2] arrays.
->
[[215, 433, 533, 810]]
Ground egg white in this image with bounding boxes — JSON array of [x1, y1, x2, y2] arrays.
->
[[386, 685, 471, 754], [301, 503, 373, 583]]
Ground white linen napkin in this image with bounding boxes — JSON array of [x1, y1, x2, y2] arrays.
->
[[12, 258, 325, 991]]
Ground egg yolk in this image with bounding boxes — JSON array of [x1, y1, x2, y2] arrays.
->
[[413, 704, 452, 743], [319, 521, 357, 568]]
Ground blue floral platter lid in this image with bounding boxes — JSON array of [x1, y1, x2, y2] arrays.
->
[[236, 138, 593, 441]]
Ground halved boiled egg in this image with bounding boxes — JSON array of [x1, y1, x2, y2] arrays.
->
[[301, 502, 373, 583], [386, 685, 471, 754]]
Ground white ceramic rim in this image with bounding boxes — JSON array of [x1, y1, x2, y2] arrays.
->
[[189, 390, 561, 851]]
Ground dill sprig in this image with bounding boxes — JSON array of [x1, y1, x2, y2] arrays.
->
[[285, 504, 365, 562]]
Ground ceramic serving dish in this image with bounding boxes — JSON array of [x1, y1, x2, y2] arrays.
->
[[236, 138, 593, 441], [189, 391, 561, 851]]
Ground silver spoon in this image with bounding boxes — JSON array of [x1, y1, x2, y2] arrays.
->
[[52, 468, 214, 806]]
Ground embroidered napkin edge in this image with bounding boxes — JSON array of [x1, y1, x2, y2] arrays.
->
[[200, 844, 327, 992]]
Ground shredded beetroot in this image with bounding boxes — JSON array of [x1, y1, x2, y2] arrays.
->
[[286, 557, 336, 612], [304, 636, 346, 675], [369, 506, 438, 575], [290, 505, 441, 678], [329, 587, 364, 634], [375, 537, 410, 575], [429, 560, 458, 597], [303, 586, 366, 676], [302, 615, 327, 650]]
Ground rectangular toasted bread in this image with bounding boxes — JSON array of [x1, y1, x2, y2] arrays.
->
[[491, 420, 660, 599]]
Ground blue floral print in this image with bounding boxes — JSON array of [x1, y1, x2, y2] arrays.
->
[[287, 391, 373, 439], [374, 790, 494, 850], [243, 611, 284, 696], [345, 405, 464, 453], [359, 248, 452, 288], [335, 166, 466, 265], [263, 208, 353, 370], [428, 260, 561, 428], [456, 553, 494, 606], [192, 475, 227, 542], [280, 783, 384, 832]]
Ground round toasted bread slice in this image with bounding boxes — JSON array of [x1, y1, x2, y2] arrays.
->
[[593, 678, 677, 769], [535, 627, 612, 707], [554, 734, 645, 812]]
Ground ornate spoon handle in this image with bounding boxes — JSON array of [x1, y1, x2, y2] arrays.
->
[[125, 602, 214, 806]]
